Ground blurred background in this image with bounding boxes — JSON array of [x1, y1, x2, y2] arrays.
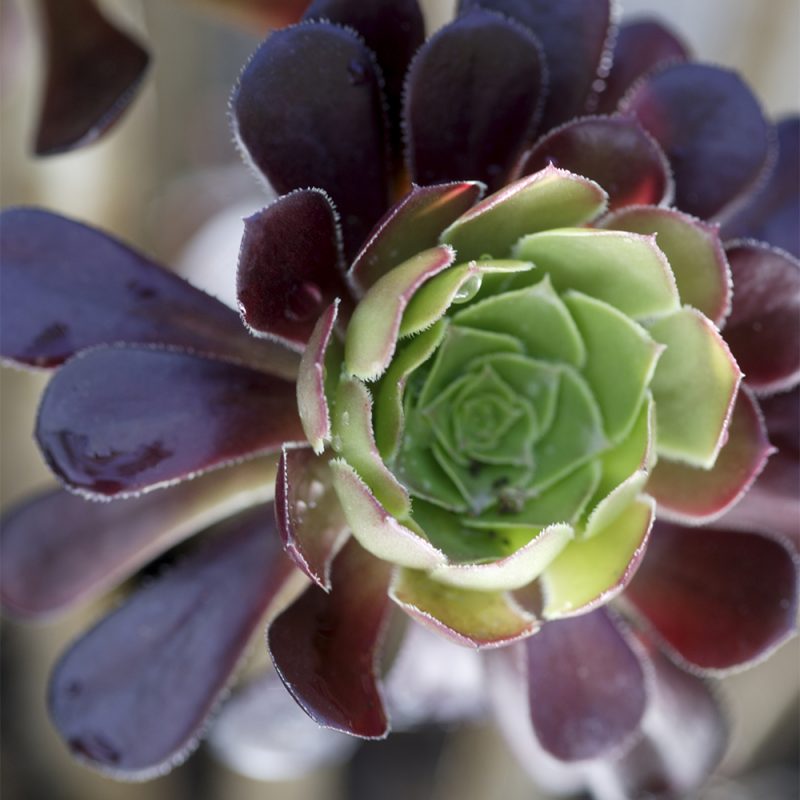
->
[[1, 0, 798, 798]]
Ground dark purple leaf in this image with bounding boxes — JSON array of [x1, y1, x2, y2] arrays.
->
[[607, 633, 727, 799], [647, 387, 773, 523], [36, 346, 304, 498], [405, 9, 546, 192], [722, 117, 800, 257], [350, 182, 483, 293], [303, 0, 424, 150], [237, 190, 349, 351], [458, 0, 612, 130], [621, 63, 771, 220], [267, 539, 394, 738], [597, 19, 689, 113], [34, 0, 149, 155], [0, 208, 295, 375], [516, 115, 671, 210], [275, 447, 349, 590], [0, 459, 276, 619], [48, 505, 295, 778], [232, 22, 390, 259], [724, 242, 800, 394], [626, 522, 798, 671], [522, 609, 647, 761]]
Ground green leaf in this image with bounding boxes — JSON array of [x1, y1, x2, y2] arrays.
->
[[390, 568, 538, 647], [330, 460, 446, 569], [400, 259, 533, 337], [440, 165, 608, 261], [542, 496, 655, 618], [430, 523, 573, 592], [514, 228, 680, 319], [418, 325, 524, 408], [453, 276, 586, 367], [647, 307, 742, 468], [601, 206, 731, 325], [564, 291, 663, 442], [532, 368, 607, 489], [373, 320, 447, 459], [345, 246, 454, 380], [331, 376, 410, 517], [582, 471, 648, 539]]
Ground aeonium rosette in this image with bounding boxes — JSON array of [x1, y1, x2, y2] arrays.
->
[[269, 164, 741, 646]]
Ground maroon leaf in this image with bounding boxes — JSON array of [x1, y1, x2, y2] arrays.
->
[[350, 182, 483, 293], [722, 117, 800, 257], [405, 9, 546, 192], [275, 447, 349, 590], [0, 459, 276, 619], [724, 242, 800, 394], [34, 0, 148, 155], [237, 190, 349, 351], [597, 19, 689, 113], [36, 346, 304, 498], [0, 208, 294, 374], [458, 0, 612, 130], [516, 115, 671, 210], [48, 505, 295, 778], [267, 539, 394, 738], [606, 634, 727, 799], [626, 522, 799, 671], [621, 63, 771, 220], [232, 22, 390, 260], [303, 0, 424, 147], [523, 609, 647, 761], [647, 387, 773, 523]]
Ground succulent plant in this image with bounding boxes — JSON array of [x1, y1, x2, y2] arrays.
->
[[1, 0, 798, 796]]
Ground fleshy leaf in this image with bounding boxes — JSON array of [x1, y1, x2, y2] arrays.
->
[[405, 8, 545, 191], [583, 471, 648, 539], [373, 321, 447, 459], [597, 19, 689, 113], [428, 524, 573, 592], [453, 278, 585, 367], [330, 460, 446, 569], [344, 246, 455, 380], [626, 523, 799, 671], [0, 458, 276, 619], [516, 116, 672, 210], [514, 228, 679, 320], [331, 376, 410, 516], [268, 539, 393, 738], [275, 448, 349, 591], [621, 63, 771, 220], [601, 206, 731, 325], [0, 209, 295, 374], [441, 166, 607, 262], [648, 387, 773, 523], [390, 568, 538, 648], [237, 190, 347, 350], [459, 0, 612, 130], [303, 0, 424, 142], [48, 505, 295, 778], [523, 609, 647, 761], [232, 22, 389, 258], [542, 496, 654, 618], [724, 242, 800, 394], [350, 182, 483, 293], [34, 0, 149, 155], [647, 307, 742, 468], [36, 346, 303, 498], [297, 301, 341, 454], [564, 291, 662, 442], [722, 117, 800, 257], [603, 633, 727, 799]]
